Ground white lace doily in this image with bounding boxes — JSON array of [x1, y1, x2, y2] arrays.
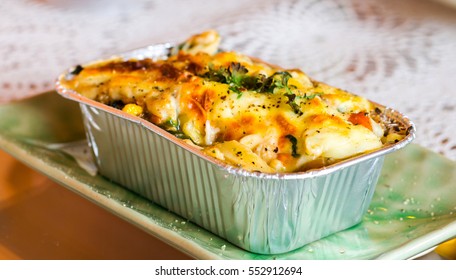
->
[[1, 0, 455, 160]]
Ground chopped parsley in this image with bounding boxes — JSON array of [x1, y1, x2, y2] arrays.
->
[[202, 62, 257, 98], [201, 65, 318, 115], [284, 93, 303, 116], [258, 71, 293, 94], [303, 92, 322, 100], [285, 134, 300, 158]]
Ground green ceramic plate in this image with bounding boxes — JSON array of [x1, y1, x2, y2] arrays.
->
[[1, 92, 455, 260]]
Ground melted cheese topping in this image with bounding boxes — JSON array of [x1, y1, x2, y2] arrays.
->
[[60, 30, 405, 173]]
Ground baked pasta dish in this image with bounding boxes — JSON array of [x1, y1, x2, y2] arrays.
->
[[60, 30, 407, 173]]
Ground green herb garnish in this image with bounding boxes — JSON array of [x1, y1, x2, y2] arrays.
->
[[161, 118, 180, 133], [284, 93, 303, 116], [203, 62, 254, 97], [303, 92, 322, 100], [201, 66, 313, 114], [258, 71, 292, 94], [285, 134, 300, 158]]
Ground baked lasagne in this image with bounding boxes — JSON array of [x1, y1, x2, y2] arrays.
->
[[60, 30, 406, 173]]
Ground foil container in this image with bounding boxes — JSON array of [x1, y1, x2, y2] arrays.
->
[[56, 44, 416, 254]]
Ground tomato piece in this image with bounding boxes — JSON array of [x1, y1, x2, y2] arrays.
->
[[348, 112, 372, 130]]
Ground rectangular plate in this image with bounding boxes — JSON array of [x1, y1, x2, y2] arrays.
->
[[1, 92, 455, 259]]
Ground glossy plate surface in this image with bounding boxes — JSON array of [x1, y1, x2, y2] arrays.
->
[[1, 92, 455, 260]]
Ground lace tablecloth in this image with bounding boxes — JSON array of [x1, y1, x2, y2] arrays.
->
[[1, 0, 455, 160]]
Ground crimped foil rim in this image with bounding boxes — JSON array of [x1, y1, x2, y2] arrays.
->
[[55, 44, 416, 180]]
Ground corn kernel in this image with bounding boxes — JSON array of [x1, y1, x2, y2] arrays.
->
[[122, 104, 143, 116]]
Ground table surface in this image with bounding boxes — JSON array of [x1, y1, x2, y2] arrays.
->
[[1, 0, 455, 260], [0, 149, 191, 260]]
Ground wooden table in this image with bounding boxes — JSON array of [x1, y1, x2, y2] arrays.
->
[[0, 149, 191, 260]]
